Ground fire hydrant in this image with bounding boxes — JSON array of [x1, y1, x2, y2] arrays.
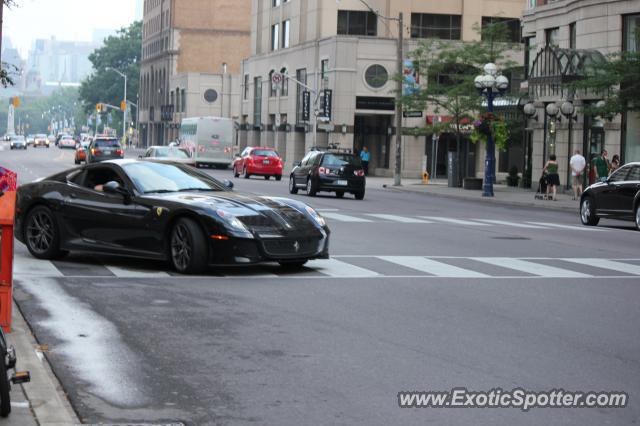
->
[[422, 171, 429, 185]]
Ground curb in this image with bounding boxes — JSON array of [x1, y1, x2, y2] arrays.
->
[[380, 184, 580, 214], [6, 301, 80, 425]]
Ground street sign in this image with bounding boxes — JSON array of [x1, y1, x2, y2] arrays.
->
[[302, 91, 311, 122], [403, 111, 423, 118], [271, 73, 283, 93], [275, 114, 281, 128], [321, 89, 332, 120]]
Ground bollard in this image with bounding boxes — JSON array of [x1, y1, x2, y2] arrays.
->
[[0, 167, 17, 333]]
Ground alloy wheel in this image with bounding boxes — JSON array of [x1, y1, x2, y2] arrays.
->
[[580, 199, 591, 224], [636, 206, 640, 231], [171, 223, 192, 271], [26, 211, 54, 254]]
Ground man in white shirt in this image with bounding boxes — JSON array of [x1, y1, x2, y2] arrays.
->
[[569, 149, 586, 200]]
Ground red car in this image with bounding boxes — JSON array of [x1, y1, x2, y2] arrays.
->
[[233, 147, 283, 180]]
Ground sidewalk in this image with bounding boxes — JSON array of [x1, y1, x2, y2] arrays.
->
[[2, 303, 79, 426], [368, 177, 581, 213]]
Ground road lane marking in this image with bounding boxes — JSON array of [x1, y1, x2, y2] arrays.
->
[[420, 217, 489, 226], [13, 256, 63, 277], [105, 266, 171, 278], [526, 222, 604, 232], [307, 259, 380, 277], [366, 214, 433, 224], [379, 256, 489, 278], [473, 219, 547, 229], [472, 257, 592, 278], [322, 212, 373, 223], [562, 258, 640, 276]]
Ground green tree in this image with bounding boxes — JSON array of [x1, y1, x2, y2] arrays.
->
[[1, 0, 19, 87], [79, 20, 141, 134], [400, 21, 520, 185]]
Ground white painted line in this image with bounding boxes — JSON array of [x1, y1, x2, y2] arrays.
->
[[307, 259, 380, 277], [379, 256, 489, 278], [420, 217, 489, 226], [366, 214, 433, 224], [473, 219, 547, 229], [322, 212, 373, 223], [563, 258, 640, 276], [13, 256, 63, 277], [473, 257, 592, 278], [105, 266, 170, 278], [526, 222, 604, 232], [10, 401, 30, 408], [316, 208, 340, 212]]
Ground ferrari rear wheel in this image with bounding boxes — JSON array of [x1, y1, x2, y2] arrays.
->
[[25, 206, 65, 259], [170, 218, 208, 274]]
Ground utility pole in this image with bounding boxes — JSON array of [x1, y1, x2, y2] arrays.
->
[[394, 12, 404, 186]]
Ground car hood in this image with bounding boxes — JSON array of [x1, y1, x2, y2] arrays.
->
[[142, 191, 321, 234]]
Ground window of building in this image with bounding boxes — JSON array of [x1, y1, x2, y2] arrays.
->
[[254, 77, 262, 126], [181, 89, 186, 113], [175, 88, 180, 112], [243, 74, 250, 100], [481, 17, 521, 43], [569, 22, 576, 49], [269, 70, 277, 97], [364, 64, 388, 89], [273, 0, 280, 6], [282, 20, 290, 48], [321, 59, 329, 81], [623, 14, 640, 52], [545, 27, 559, 47], [271, 23, 280, 51], [337, 10, 377, 36], [280, 68, 289, 97], [411, 13, 462, 40], [296, 68, 307, 124], [524, 37, 535, 78]]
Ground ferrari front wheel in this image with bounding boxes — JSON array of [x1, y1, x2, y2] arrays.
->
[[170, 218, 208, 274]]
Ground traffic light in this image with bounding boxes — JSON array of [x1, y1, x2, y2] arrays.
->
[[120, 101, 127, 111], [96, 103, 105, 113]]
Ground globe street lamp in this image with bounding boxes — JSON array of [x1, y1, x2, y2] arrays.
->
[[475, 63, 509, 197]]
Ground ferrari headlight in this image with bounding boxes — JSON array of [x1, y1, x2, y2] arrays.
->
[[217, 209, 249, 232], [305, 206, 326, 227]]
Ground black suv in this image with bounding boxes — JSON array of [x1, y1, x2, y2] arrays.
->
[[289, 148, 366, 200], [87, 137, 125, 163]]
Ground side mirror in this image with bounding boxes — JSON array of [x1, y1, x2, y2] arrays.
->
[[103, 181, 123, 194], [222, 179, 234, 190]]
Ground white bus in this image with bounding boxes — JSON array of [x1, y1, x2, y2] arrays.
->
[[179, 117, 235, 169]]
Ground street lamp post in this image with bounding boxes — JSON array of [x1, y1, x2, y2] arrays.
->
[[474, 63, 509, 198], [105, 67, 127, 142]]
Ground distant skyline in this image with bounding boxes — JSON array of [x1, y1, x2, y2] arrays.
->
[[4, 0, 140, 57]]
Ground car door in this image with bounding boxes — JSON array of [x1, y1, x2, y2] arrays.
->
[[294, 152, 312, 185], [597, 166, 630, 215], [618, 166, 640, 216], [61, 164, 157, 256]]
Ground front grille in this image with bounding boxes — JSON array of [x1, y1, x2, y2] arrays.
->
[[262, 238, 321, 257]]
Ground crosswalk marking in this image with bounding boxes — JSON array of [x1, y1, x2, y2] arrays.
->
[[563, 258, 640, 276], [307, 259, 380, 277], [473, 257, 592, 278], [473, 219, 546, 229], [526, 222, 602, 232], [420, 217, 489, 226], [105, 266, 171, 278], [13, 255, 64, 277], [379, 256, 490, 278], [366, 214, 433, 224], [322, 212, 373, 223]]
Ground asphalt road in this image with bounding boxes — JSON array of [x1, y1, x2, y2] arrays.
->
[[3, 143, 640, 426]]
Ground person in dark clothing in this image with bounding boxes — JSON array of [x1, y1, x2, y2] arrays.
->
[[543, 154, 560, 201]]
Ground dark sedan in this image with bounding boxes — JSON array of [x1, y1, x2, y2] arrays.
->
[[580, 162, 640, 230], [86, 137, 124, 163], [15, 160, 330, 274]]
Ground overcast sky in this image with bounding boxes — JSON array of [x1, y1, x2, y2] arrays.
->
[[4, 0, 143, 56]]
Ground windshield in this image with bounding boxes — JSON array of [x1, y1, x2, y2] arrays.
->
[[35, 134, 47, 138], [321, 153, 362, 168], [123, 162, 225, 193], [95, 139, 120, 148], [155, 147, 190, 158], [252, 150, 278, 157]]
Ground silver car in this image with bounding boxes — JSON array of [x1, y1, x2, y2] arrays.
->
[[10, 135, 27, 150]]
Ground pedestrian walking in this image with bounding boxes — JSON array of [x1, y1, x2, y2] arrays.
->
[[594, 150, 610, 182], [569, 149, 586, 200], [609, 154, 620, 175], [360, 146, 371, 176], [543, 154, 560, 201]]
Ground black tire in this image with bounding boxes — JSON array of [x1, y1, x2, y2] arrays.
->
[[74, 159, 80, 165], [24, 206, 65, 259], [0, 356, 10, 418], [354, 189, 365, 200], [634, 204, 640, 232], [289, 176, 298, 194], [580, 197, 599, 226], [275, 175, 282, 181], [306, 177, 317, 197], [279, 260, 308, 270], [169, 218, 208, 274], [264, 175, 270, 180], [335, 191, 344, 199], [233, 166, 240, 178], [243, 167, 251, 179]]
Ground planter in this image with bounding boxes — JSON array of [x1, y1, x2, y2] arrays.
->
[[463, 178, 483, 190]]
